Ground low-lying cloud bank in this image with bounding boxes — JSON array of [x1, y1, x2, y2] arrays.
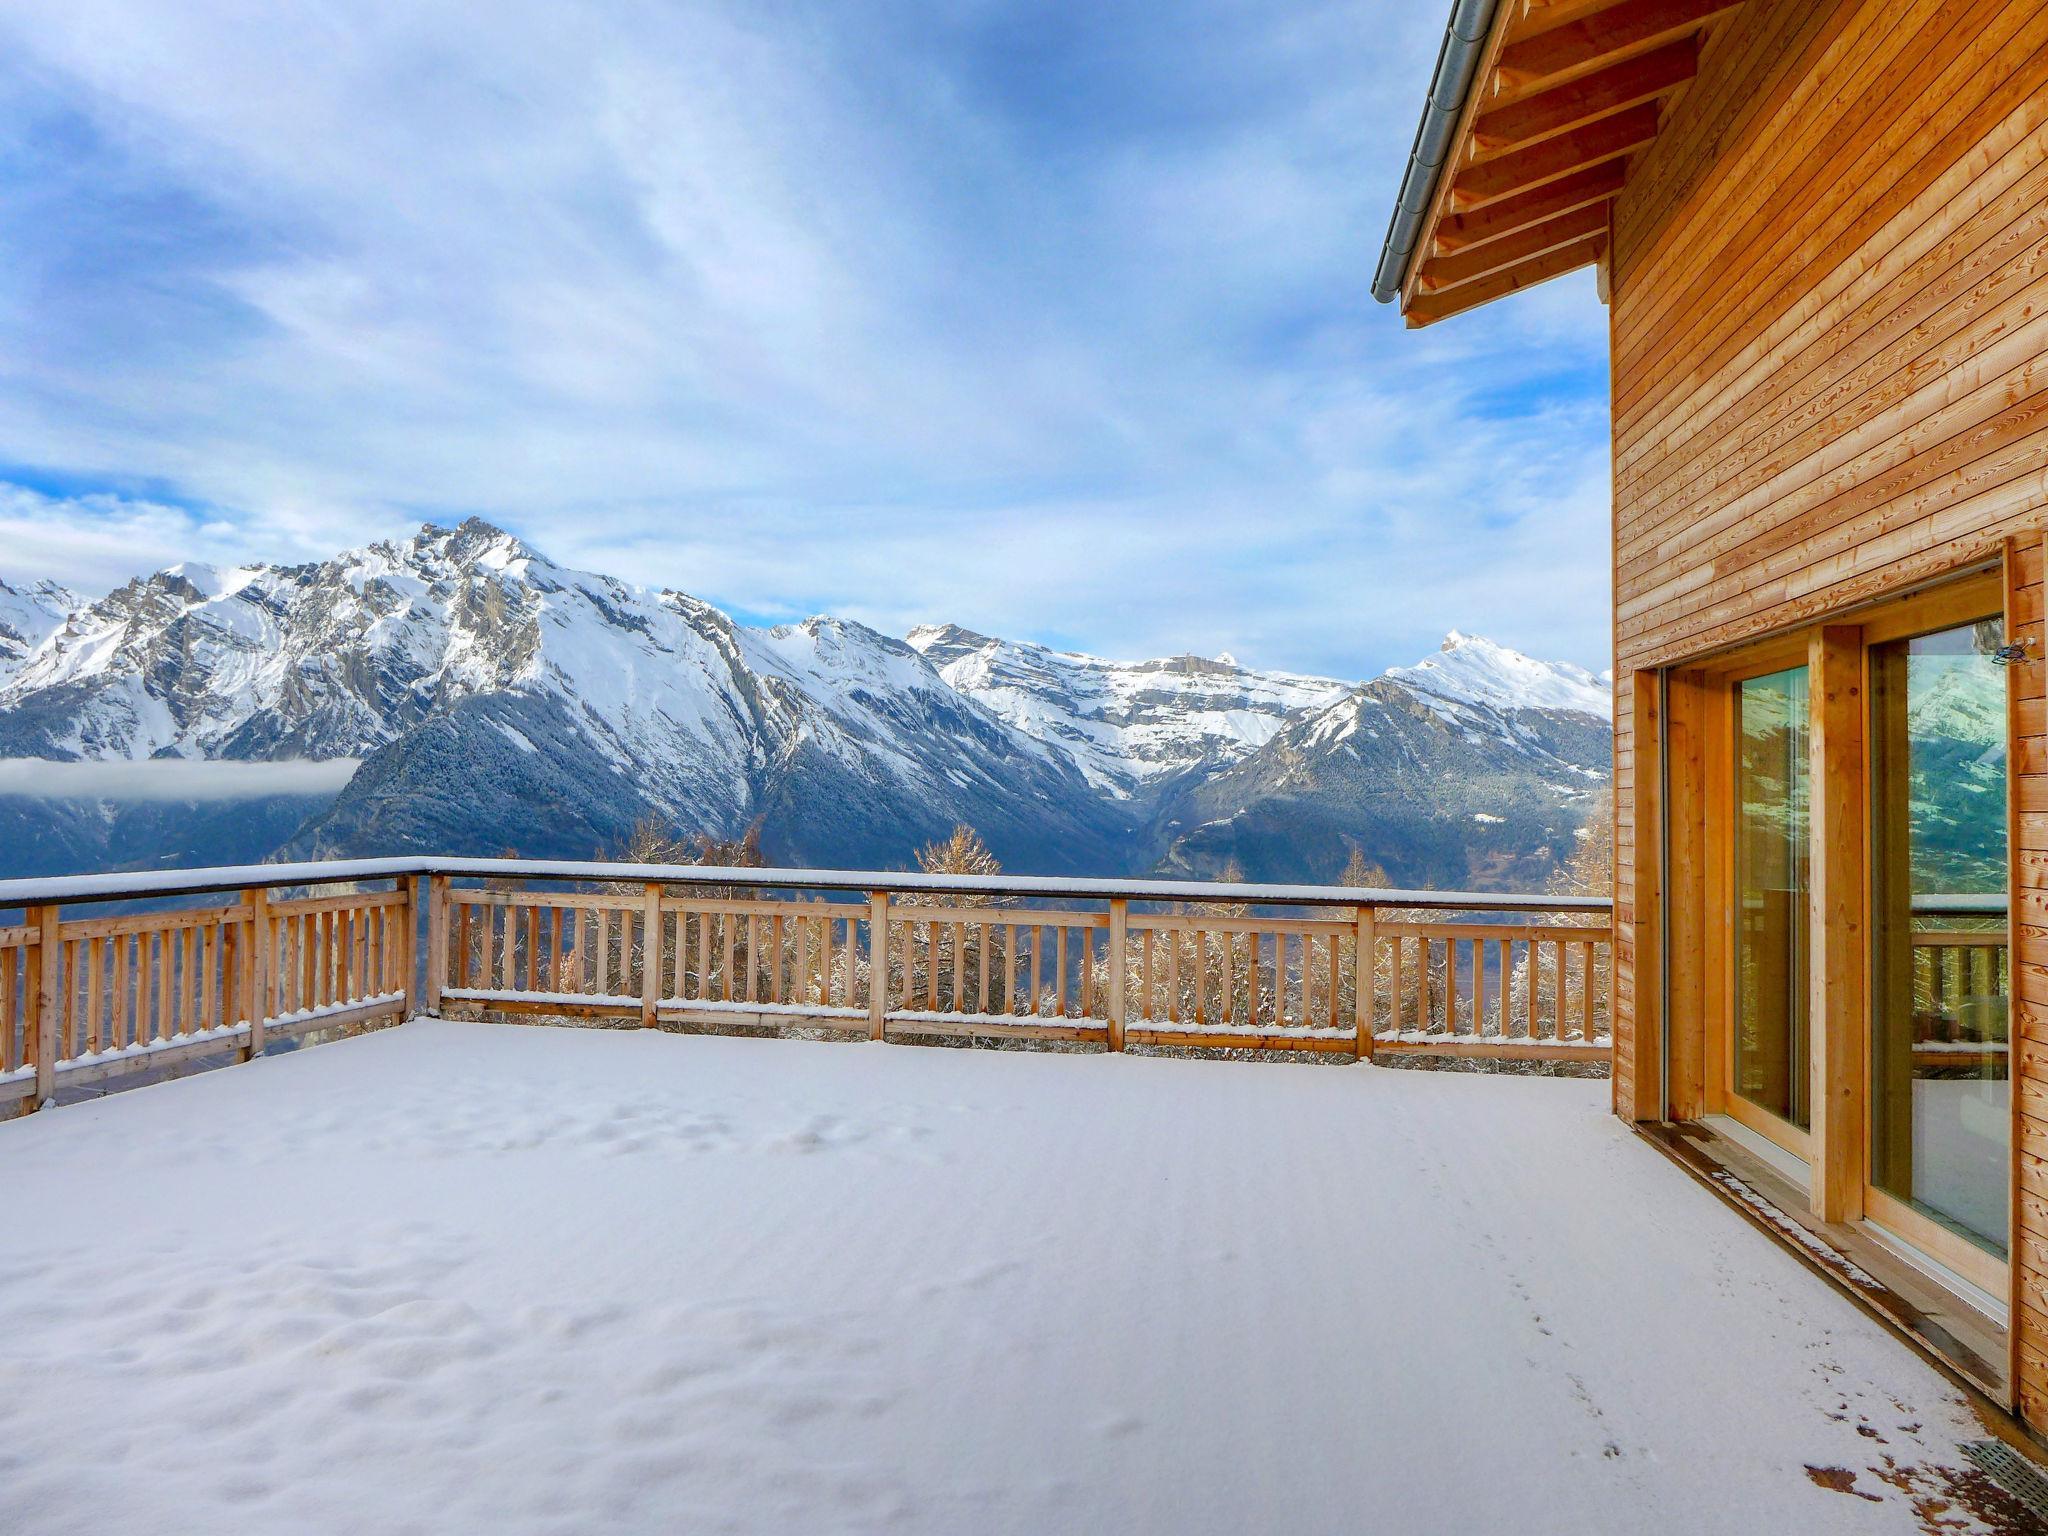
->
[[0, 759, 360, 802]]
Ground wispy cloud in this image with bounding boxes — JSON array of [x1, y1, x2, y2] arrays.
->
[[0, 0, 1611, 676]]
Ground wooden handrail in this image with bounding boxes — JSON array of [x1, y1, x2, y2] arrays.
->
[[0, 855, 1613, 915]]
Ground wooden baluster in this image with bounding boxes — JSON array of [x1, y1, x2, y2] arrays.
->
[[1139, 927, 1153, 1022], [1080, 925, 1096, 1022], [1171, 925, 1187, 1024], [1522, 940, 1536, 1039], [867, 894, 888, 1039], [977, 921, 991, 1017], [1459, 939, 1471, 1037], [158, 930, 175, 1041], [1050, 922, 1064, 1018], [1388, 935, 1404, 1035], [0, 945, 16, 1073], [82, 935, 103, 1056], [200, 924, 217, 1033], [451, 901, 469, 993], [1323, 932, 1336, 1032], [473, 909, 493, 1003], [718, 910, 733, 1004], [333, 909, 349, 1006]]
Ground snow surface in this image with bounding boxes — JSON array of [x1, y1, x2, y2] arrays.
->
[[0, 1020, 2013, 1534]]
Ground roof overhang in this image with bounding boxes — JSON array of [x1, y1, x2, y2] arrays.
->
[[1374, 0, 1746, 327]]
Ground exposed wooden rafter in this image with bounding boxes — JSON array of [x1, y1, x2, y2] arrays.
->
[[1451, 102, 1659, 211], [1387, 0, 1749, 328], [1495, 0, 1744, 97], [1431, 161, 1627, 253], [1416, 202, 1611, 294], [1471, 37, 1697, 155], [1405, 233, 1609, 327]]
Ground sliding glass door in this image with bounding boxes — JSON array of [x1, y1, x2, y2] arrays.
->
[[1867, 619, 2010, 1273], [1732, 666, 1811, 1141]]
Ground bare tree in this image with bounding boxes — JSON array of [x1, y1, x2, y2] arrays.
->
[[898, 826, 1011, 1014]]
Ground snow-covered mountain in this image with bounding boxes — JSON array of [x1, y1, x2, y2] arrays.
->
[[0, 521, 1613, 885], [906, 624, 1351, 797]]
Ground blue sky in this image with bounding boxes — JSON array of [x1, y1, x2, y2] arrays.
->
[[0, 0, 1612, 679]]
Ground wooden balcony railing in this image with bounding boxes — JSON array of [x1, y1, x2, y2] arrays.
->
[[0, 857, 1614, 1117]]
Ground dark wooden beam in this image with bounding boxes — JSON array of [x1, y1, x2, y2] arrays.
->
[[1449, 102, 1659, 211], [1496, 0, 1744, 94], [1416, 202, 1612, 293], [1472, 37, 1697, 154], [1432, 161, 1627, 253], [1404, 234, 1607, 327]]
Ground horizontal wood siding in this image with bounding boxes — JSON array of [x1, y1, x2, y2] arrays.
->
[[1607, 0, 2048, 1416]]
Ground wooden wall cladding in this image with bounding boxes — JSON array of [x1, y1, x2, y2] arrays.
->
[[1604, 0, 2048, 1412]]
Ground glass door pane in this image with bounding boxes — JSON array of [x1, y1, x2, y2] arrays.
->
[[1734, 667, 1811, 1131], [1869, 619, 2009, 1261]]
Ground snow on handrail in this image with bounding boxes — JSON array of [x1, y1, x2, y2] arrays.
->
[[0, 855, 1613, 914]]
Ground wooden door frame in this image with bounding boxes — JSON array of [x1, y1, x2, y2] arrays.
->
[[1696, 640, 1817, 1165], [1676, 564, 2010, 1276]]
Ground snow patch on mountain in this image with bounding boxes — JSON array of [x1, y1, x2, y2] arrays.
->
[[0, 577, 83, 679]]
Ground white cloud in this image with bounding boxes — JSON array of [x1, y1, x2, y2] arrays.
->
[[0, 0, 1615, 677]]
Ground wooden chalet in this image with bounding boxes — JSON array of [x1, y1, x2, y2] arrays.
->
[[1379, 0, 2048, 1427]]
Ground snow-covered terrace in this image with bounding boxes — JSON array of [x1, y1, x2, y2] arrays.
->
[[1, 1018, 2030, 1534]]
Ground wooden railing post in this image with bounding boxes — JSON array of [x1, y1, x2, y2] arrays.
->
[[641, 882, 662, 1028], [424, 875, 449, 1015], [868, 892, 889, 1041], [1107, 898, 1128, 1051], [400, 877, 420, 1016], [30, 904, 59, 1107], [1354, 906, 1376, 1060], [246, 886, 271, 1060]]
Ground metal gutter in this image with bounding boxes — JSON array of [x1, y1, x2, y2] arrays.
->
[[1372, 0, 1502, 304]]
